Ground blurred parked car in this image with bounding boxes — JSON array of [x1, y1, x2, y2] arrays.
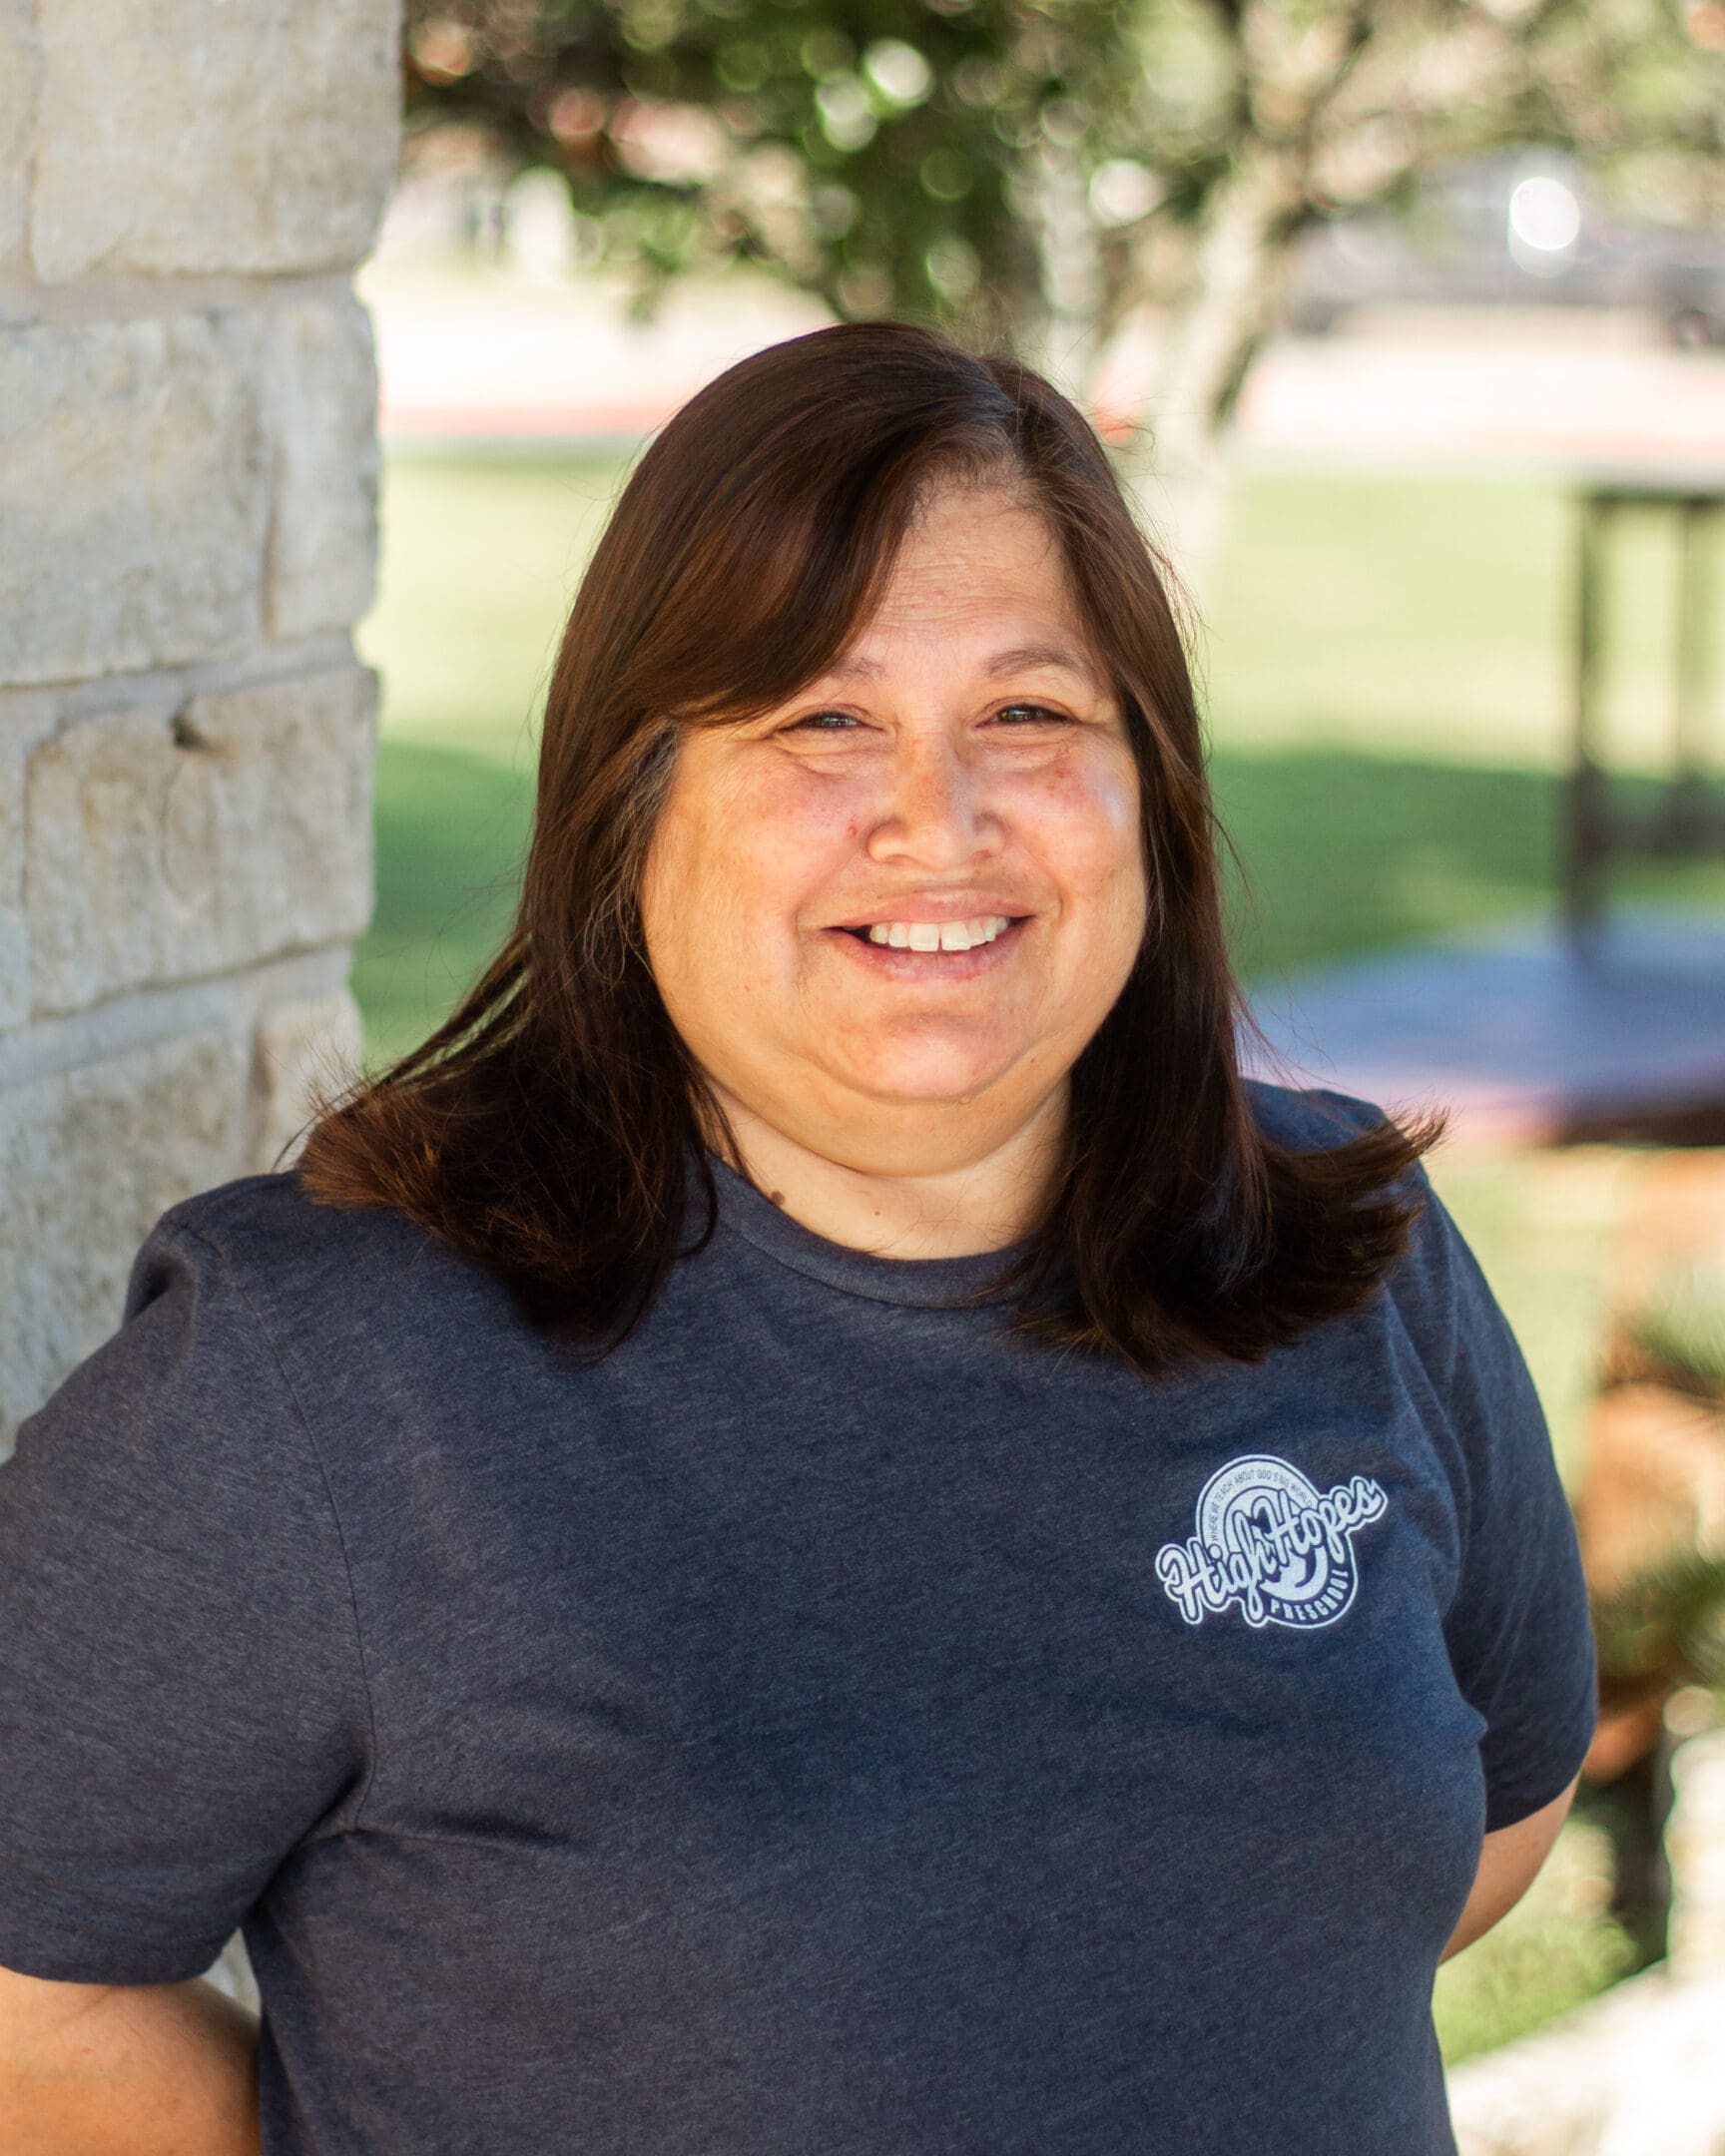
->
[[1284, 150, 1725, 347]]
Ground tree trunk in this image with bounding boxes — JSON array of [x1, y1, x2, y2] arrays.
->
[[1020, 141, 1108, 402], [1123, 146, 1305, 608]]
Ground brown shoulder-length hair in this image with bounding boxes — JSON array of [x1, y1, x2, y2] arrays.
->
[[294, 315, 1446, 1376]]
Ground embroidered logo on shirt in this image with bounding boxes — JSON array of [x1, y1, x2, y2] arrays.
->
[[1155, 1452, 1389, 1632]]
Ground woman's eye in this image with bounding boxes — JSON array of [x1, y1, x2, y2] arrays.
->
[[991, 704, 1069, 726], [781, 704, 1068, 735]]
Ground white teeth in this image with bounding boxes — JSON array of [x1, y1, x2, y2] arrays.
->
[[862, 915, 1012, 951]]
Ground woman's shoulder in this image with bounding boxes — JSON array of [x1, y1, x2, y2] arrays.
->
[[1244, 1074, 1456, 1334], [1241, 1074, 1403, 1152], [133, 1165, 509, 1360], [150, 1164, 425, 1267]]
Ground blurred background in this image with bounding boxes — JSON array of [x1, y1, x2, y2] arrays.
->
[[347, 0, 1725, 2117]]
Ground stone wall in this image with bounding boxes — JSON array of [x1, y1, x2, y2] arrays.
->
[[0, 0, 402, 1451]]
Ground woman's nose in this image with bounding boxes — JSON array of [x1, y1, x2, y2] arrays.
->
[[864, 735, 1004, 868]]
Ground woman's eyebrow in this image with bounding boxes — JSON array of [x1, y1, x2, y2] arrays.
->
[[980, 644, 1099, 685], [818, 644, 1100, 687]]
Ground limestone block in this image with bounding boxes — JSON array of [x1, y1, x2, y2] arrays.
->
[[0, 1, 38, 273], [1447, 1963, 1725, 2155], [0, 314, 268, 685], [1667, 1727, 1725, 1981], [27, 669, 378, 1017], [31, 0, 402, 283], [250, 987, 365, 1174], [265, 296, 381, 641], [0, 1026, 251, 1453], [0, 696, 55, 1032], [1443, 1762, 1725, 2149], [0, 739, 21, 1032]]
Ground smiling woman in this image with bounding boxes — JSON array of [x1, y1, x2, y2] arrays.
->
[[635, 477, 1150, 1262], [295, 318, 1442, 1359], [0, 320, 1597, 2156]]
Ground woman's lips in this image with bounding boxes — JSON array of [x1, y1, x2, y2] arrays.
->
[[822, 916, 1030, 979]]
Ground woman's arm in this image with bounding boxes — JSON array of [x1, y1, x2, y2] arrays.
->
[[0, 1961, 261, 2156], [1438, 1772, 1580, 1964]]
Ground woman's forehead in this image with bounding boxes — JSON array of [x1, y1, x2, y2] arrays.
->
[[831, 494, 1097, 670], [810, 638, 1103, 693]]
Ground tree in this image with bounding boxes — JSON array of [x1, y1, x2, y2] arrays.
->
[[399, 0, 1725, 581]]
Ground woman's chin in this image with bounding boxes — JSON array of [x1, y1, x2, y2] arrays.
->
[[809, 1045, 1039, 1119]]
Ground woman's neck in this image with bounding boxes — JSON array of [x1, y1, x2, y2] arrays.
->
[[700, 1082, 1068, 1261]]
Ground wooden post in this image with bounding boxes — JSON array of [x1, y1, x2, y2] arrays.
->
[[1566, 492, 1610, 947], [1672, 501, 1716, 849]]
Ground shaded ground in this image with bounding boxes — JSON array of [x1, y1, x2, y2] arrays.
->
[[352, 739, 531, 1067]]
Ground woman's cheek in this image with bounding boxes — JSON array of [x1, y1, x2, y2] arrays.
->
[[749, 757, 873, 851], [1008, 755, 1142, 896], [706, 782, 869, 979]]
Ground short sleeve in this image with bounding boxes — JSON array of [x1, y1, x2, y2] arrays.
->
[[1390, 1153, 1598, 1833], [0, 1213, 372, 1984]]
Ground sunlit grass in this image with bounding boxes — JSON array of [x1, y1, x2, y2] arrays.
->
[[361, 450, 628, 770], [1201, 462, 1724, 781]]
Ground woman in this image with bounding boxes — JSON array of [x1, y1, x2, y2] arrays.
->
[[0, 319, 1595, 2155]]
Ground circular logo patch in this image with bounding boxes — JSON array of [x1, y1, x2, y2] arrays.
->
[[1155, 1452, 1390, 1633]]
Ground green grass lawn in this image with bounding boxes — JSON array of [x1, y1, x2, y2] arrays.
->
[[1197, 458, 1723, 780], [352, 447, 1716, 2061]]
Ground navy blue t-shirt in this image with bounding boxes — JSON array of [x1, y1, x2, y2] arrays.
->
[[0, 1080, 1597, 2154]]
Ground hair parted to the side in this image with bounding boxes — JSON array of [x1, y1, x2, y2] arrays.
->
[[293, 315, 1447, 1377]]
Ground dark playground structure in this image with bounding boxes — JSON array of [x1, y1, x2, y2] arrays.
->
[[1246, 461, 1725, 1149]]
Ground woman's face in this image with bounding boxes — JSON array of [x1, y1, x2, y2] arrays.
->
[[639, 477, 1148, 1171]]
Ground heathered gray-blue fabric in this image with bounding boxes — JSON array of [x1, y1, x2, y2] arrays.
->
[[0, 1079, 1596, 2155]]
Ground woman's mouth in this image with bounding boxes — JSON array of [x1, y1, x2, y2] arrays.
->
[[848, 913, 1013, 952], [824, 914, 1031, 974]]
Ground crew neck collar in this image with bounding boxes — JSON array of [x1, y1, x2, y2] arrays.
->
[[695, 1149, 1033, 1311]]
